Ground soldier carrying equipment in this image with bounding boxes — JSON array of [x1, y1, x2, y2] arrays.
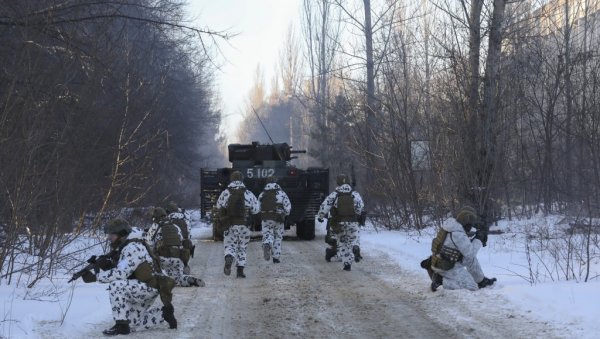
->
[[260, 188, 285, 222]]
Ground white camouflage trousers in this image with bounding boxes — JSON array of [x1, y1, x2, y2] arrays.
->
[[262, 220, 284, 260], [438, 256, 485, 291], [224, 225, 251, 267], [107, 280, 163, 330], [336, 222, 359, 266], [160, 257, 199, 287]]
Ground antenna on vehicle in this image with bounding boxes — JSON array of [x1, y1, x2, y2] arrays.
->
[[251, 105, 275, 144]]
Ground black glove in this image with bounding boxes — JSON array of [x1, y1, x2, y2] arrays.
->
[[474, 229, 488, 247], [81, 270, 97, 283], [317, 217, 324, 223]]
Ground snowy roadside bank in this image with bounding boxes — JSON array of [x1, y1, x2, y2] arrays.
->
[[358, 216, 600, 339]]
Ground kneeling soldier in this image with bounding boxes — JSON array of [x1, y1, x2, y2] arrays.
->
[[78, 219, 177, 335], [145, 207, 204, 287]]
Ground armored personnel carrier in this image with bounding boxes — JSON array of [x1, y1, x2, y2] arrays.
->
[[200, 142, 329, 240]]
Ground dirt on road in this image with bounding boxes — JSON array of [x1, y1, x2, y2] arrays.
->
[[84, 233, 561, 339]]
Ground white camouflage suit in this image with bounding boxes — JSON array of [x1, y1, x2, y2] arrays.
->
[[258, 183, 292, 260], [144, 221, 201, 287], [318, 184, 365, 267], [432, 219, 485, 291], [97, 240, 164, 330], [216, 180, 260, 267]]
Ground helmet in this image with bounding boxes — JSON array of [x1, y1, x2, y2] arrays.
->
[[152, 207, 167, 219], [455, 209, 479, 228], [104, 218, 131, 236], [230, 171, 243, 182], [266, 176, 277, 183], [456, 205, 477, 216], [336, 174, 349, 186], [165, 201, 179, 214]]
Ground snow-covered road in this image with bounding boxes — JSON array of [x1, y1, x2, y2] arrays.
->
[[75, 231, 561, 339]]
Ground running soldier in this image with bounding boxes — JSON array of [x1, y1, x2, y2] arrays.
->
[[215, 171, 260, 278], [318, 174, 365, 271], [258, 176, 291, 263], [145, 207, 204, 287], [78, 219, 177, 335], [166, 201, 194, 274]]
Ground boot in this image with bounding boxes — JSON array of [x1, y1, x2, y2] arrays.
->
[[162, 304, 177, 329], [263, 243, 271, 261], [343, 263, 351, 271], [102, 321, 130, 336], [272, 258, 280, 263], [224, 254, 233, 276], [188, 277, 205, 287], [325, 248, 336, 262], [478, 277, 497, 289], [236, 266, 246, 278], [430, 273, 443, 292], [352, 245, 362, 263]]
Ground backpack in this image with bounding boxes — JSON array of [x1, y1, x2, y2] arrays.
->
[[261, 189, 285, 222], [154, 221, 183, 258], [226, 187, 247, 225], [171, 217, 189, 239], [331, 191, 356, 222]]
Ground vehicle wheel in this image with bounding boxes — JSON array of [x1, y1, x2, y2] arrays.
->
[[296, 220, 315, 240], [212, 224, 223, 241]]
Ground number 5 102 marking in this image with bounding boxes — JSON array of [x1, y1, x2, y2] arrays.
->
[[246, 168, 275, 178]]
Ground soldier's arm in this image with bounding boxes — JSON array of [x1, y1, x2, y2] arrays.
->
[[280, 191, 292, 215], [97, 244, 144, 283], [216, 189, 230, 209], [246, 191, 260, 214], [144, 223, 158, 246], [318, 192, 338, 217], [352, 191, 365, 214], [449, 228, 481, 262]]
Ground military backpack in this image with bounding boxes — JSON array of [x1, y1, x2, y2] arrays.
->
[[226, 187, 247, 225], [329, 191, 356, 233], [260, 189, 285, 222], [153, 221, 187, 261]]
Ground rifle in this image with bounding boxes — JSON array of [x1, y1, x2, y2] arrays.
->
[[68, 252, 116, 283]]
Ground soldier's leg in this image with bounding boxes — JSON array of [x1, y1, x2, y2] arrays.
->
[[338, 223, 354, 268], [235, 225, 251, 267], [262, 220, 274, 246], [262, 220, 275, 260], [161, 257, 193, 287], [223, 227, 237, 259], [108, 280, 134, 324], [439, 264, 478, 291], [346, 222, 359, 262], [272, 222, 284, 260], [125, 282, 164, 330], [464, 255, 485, 284]]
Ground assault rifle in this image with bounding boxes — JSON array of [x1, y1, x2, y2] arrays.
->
[[68, 252, 116, 283]]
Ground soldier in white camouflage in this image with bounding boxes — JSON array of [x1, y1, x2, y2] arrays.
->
[[145, 207, 204, 287], [429, 207, 496, 291], [78, 219, 177, 335], [258, 176, 291, 263], [318, 174, 365, 271], [215, 171, 260, 278], [165, 201, 194, 274]]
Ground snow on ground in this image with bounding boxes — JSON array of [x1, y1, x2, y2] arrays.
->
[[1, 211, 598, 338], [357, 215, 600, 339]]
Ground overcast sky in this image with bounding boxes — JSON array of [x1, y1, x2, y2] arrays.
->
[[186, 0, 302, 143]]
